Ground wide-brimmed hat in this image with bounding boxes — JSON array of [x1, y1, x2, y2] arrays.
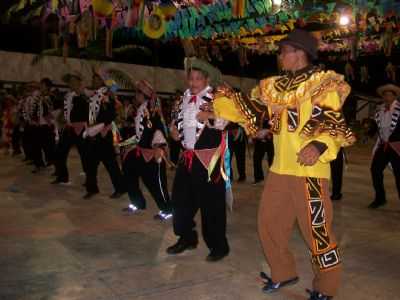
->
[[184, 57, 222, 86], [135, 79, 155, 99], [62, 72, 83, 83], [377, 84, 400, 97], [278, 29, 318, 60]]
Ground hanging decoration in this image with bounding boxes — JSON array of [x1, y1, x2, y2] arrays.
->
[[7, 0, 400, 64], [386, 61, 396, 82], [345, 61, 355, 82], [360, 65, 369, 84], [143, 7, 166, 39]]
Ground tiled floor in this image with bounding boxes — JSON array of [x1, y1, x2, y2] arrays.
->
[[1, 145, 400, 300]]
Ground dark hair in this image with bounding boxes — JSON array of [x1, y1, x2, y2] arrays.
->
[[188, 67, 208, 78], [40, 78, 53, 88]]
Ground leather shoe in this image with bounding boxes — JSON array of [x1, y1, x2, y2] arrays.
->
[[83, 191, 99, 199], [166, 239, 197, 255], [206, 250, 229, 262], [368, 200, 386, 209], [330, 193, 342, 201], [110, 191, 125, 199]]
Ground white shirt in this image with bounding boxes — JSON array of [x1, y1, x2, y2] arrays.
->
[[379, 101, 397, 142], [181, 87, 210, 149], [135, 101, 148, 141]]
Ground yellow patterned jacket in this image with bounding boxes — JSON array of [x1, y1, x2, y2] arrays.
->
[[214, 66, 355, 179]]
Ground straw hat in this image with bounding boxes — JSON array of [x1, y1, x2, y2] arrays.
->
[[377, 84, 400, 97], [184, 57, 222, 86], [135, 79, 155, 99]]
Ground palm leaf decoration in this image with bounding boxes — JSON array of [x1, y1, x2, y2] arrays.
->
[[113, 45, 152, 56], [106, 68, 135, 90]]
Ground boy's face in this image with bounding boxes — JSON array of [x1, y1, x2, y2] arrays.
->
[[383, 91, 397, 105], [187, 70, 208, 95], [135, 90, 146, 105], [92, 75, 104, 89], [69, 78, 82, 93]]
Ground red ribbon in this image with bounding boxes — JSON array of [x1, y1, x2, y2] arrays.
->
[[189, 95, 197, 104], [135, 146, 142, 158], [182, 150, 195, 171]]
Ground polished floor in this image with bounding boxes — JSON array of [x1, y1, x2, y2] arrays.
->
[[1, 145, 400, 300]]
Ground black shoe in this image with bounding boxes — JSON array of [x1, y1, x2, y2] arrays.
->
[[206, 250, 229, 262], [166, 238, 198, 255], [330, 193, 342, 201], [252, 179, 263, 185], [32, 167, 44, 174], [122, 204, 143, 214], [51, 179, 70, 185], [153, 211, 173, 221], [109, 191, 125, 199], [306, 289, 333, 300], [368, 200, 387, 209], [260, 272, 299, 293], [83, 191, 99, 199], [237, 177, 246, 183]]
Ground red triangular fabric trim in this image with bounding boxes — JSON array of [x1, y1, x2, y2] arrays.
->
[[389, 141, 400, 157], [194, 148, 218, 170], [70, 122, 86, 136], [101, 125, 112, 137], [141, 148, 155, 163]]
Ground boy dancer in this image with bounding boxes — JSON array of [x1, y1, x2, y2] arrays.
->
[[166, 57, 230, 262], [121, 80, 171, 220]]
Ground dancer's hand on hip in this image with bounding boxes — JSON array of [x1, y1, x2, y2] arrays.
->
[[297, 144, 320, 166]]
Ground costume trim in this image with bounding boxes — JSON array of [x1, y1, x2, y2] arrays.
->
[[175, 86, 213, 147], [300, 105, 356, 146], [305, 177, 341, 272], [64, 91, 76, 124], [214, 85, 267, 136], [89, 87, 109, 125], [375, 100, 400, 143], [260, 70, 351, 108]]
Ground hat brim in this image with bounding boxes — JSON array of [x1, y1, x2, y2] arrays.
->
[[377, 84, 400, 97], [135, 80, 154, 98], [184, 57, 222, 86], [278, 39, 318, 60]]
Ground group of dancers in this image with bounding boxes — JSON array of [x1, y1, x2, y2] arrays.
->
[[7, 29, 400, 300]]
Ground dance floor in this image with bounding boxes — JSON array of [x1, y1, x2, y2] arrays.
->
[[1, 145, 399, 300]]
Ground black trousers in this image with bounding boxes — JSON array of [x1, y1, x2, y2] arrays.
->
[[122, 150, 171, 212], [119, 126, 135, 141], [169, 139, 181, 165], [330, 148, 344, 197], [253, 139, 274, 181], [22, 124, 35, 160], [171, 156, 229, 254], [85, 133, 125, 194], [229, 135, 246, 180], [11, 125, 21, 154], [371, 145, 400, 202], [32, 125, 56, 168], [54, 128, 88, 182]]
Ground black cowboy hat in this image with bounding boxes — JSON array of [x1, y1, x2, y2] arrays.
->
[[278, 29, 318, 60]]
